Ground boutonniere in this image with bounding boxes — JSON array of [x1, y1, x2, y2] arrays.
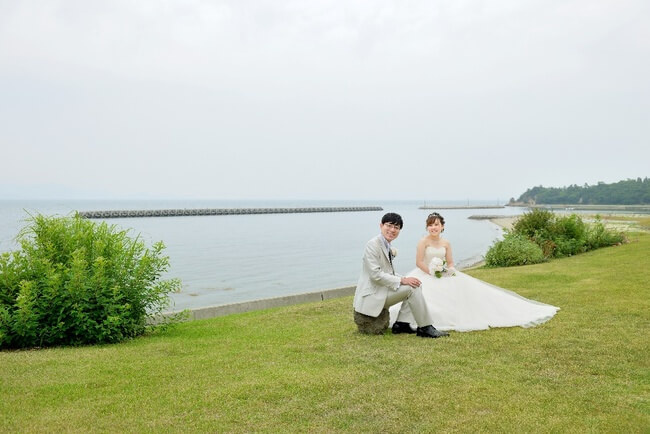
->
[[390, 248, 398, 258]]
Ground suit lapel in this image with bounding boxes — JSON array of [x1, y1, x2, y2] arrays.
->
[[375, 236, 394, 275]]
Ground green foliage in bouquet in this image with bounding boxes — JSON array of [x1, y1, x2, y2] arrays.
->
[[485, 209, 626, 267], [0, 214, 181, 349], [484, 233, 545, 267]]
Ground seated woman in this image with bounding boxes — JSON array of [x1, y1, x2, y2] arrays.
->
[[390, 212, 559, 332]]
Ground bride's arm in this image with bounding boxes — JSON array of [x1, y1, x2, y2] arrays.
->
[[445, 241, 455, 269], [415, 239, 430, 274]]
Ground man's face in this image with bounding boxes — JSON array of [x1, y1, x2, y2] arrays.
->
[[380, 222, 401, 243]]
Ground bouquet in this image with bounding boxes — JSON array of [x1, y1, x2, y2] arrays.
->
[[428, 257, 456, 278], [428, 257, 447, 278]]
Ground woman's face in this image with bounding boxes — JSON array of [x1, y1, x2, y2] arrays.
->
[[427, 219, 444, 236]]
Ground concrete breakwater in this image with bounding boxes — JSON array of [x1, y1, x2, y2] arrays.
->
[[79, 206, 383, 219], [468, 214, 516, 220], [419, 205, 505, 210]]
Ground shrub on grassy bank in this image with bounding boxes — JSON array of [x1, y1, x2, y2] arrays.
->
[[485, 209, 625, 267], [484, 233, 545, 267], [0, 214, 181, 349]]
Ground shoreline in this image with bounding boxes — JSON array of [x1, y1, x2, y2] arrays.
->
[[509, 203, 650, 213], [488, 216, 517, 230], [458, 216, 517, 270], [487, 213, 648, 233], [158, 285, 356, 323]]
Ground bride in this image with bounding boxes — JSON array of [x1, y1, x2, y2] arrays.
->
[[389, 212, 559, 332]]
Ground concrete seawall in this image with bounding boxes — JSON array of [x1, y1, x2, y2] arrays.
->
[[79, 206, 383, 219], [157, 286, 355, 323]]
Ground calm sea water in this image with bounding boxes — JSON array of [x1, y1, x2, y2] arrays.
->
[[0, 199, 524, 311]]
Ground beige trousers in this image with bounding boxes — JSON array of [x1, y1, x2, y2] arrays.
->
[[383, 285, 432, 327]]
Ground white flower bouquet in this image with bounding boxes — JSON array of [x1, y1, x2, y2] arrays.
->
[[428, 257, 456, 278]]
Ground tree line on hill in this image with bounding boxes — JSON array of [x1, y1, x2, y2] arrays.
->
[[510, 178, 650, 205]]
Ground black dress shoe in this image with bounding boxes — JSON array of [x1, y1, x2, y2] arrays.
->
[[392, 321, 416, 334], [416, 325, 449, 338]]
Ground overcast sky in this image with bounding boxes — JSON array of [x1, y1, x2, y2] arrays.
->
[[1, 0, 648, 201]]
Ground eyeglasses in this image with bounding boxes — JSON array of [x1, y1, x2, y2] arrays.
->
[[383, 223, 402, 231]]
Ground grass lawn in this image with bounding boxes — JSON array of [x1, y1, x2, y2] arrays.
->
[[1, 234, 649, 432]]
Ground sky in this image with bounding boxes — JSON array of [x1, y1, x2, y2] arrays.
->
[[1, 0, 648, 202]]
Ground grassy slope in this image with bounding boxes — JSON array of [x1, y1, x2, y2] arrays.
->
[[1, 234, 649, 432]]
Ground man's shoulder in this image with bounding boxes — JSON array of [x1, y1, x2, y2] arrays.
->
[[364, 235, 384, 255], [366, 235, 382, 247]]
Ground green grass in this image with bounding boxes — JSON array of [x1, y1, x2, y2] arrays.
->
[[2, 234, 649, 432]]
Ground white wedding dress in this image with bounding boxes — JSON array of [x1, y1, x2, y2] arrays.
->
[[389, 246, 559, 332]]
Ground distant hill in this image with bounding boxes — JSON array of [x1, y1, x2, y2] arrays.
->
[[512, 178, 650, 205]]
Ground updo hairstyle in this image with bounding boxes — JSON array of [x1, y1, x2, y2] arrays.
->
[[426, 212, 445, 228]]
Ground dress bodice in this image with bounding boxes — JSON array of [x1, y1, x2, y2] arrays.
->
[[424, 246, 446, 264]]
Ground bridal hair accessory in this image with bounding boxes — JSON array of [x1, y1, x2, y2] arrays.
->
[[426, 212, 446, 231]]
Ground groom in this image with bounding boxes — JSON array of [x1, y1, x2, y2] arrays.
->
[[353, 212, 448, 338]]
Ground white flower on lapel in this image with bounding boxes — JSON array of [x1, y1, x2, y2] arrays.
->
[[390, 248, 398, 258]]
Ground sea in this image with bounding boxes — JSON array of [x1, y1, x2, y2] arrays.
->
[[0, 199, 524, 311]]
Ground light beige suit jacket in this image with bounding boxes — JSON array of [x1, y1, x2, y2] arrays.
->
[[353, 235, 402, 317]]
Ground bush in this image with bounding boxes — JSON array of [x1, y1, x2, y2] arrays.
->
[[551, 214, 588, 257], [585, 217, 626, 250], [0, 214, 181, 349], [489, 210, 627, 268], [512, 209, 555, 239], [485, 233, 546, 267], [513, 209, 557, 256]]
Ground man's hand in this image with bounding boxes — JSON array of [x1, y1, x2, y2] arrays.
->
[[400, 276, 421, 288]]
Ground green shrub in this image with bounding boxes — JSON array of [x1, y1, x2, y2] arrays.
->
[[508, 210, 627, 263], [512, 209, 558, 257], [585, 217, 626, 250], [0, 214, 181, 349], [551, 214, 588, 257], [484, 233, 546, 267], [512, 209, 555, 238]]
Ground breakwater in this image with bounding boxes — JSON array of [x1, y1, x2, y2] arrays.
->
[[420, 205, 505, 210], [468, 215, 512, 220], [78, 206, 383, 219]]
